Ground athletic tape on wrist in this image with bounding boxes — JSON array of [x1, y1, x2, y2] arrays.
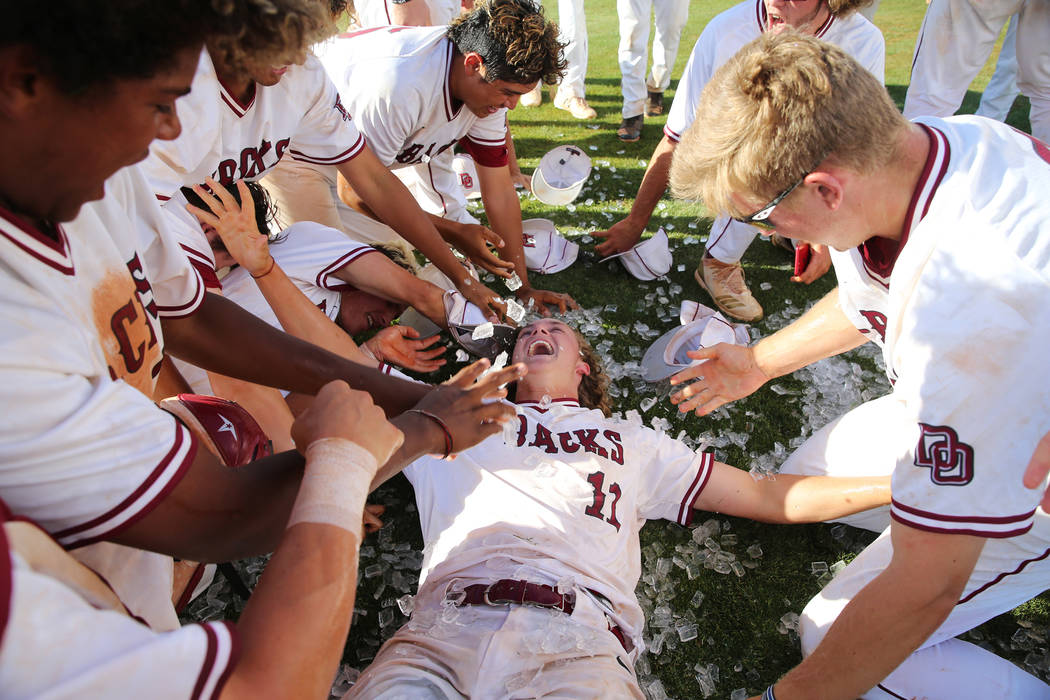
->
[[286, 438, 377, 541]]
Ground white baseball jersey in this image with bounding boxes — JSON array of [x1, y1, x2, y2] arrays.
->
[[220, 221, 380, 330], [831, 116, 1050, 538], [353, 0, 461, 27], [404, 399, 713, 646], [0, 511, 237, 698], [143, 48, 367, 275], [0, 165, 204, 628], [316, 26, 508, 171], [663, 0, 885, 143]]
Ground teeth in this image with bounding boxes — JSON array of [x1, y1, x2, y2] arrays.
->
[[528, 340, 554, 357]]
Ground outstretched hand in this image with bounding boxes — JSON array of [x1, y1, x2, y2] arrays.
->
[[185, 177, 272, 276], [365, 326, 446, 372], [444, 223, 515, 278], [410, 358, 525, 455], [668, 343, 770, 416], [516, 287, 579, 317], [458, 277, 508, 324], [593, 218, 644, 257]]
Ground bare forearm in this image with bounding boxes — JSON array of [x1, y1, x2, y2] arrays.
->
[[220, 523, 359, 699], [760, 474, 890, 523], [626, 137, 676, 228], [254, 264, 374, 367], [775, 570, 958, 700], [478, 168, 529, 285], [753, 289, 868, 379], [389, 0, 431, 24], [370, 412, 444, 489], [162, 293, 428, 415]]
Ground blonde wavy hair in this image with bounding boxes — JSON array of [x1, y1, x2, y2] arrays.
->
[[207, 0, 337, 78], [669, 30, 906, 219]]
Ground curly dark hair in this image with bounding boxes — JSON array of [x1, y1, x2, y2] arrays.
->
[[447, 0, 566, 86], [206, 0, 337, 79], [1, 1, 217, 95], [181, 180, 282, 243]]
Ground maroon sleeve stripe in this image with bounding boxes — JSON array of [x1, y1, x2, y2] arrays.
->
[[677, 452, 714, 526], [191, 621, 240, 700], [459, 137, 508, 168], [891, 499, 1036, 524], [288, 135, 366, 166], [663, 126, 681, 143], [890, 512, 1033, 539], [155, 267, 207, 318], [55, 421, 198, 548], [315, 247, 380, 290]]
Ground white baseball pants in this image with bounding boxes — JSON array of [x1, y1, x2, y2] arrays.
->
[[616, 0, 689, 118], [704, 214, 760, 265], [903, 0, 1050, 142]]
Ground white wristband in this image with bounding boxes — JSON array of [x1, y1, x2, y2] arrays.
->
[[286, 438, 377, 542]]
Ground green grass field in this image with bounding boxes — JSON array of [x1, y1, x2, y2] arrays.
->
[[184, 3, 1047, 697]]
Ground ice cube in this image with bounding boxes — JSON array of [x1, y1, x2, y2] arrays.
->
[[506, 298, 526, 323], [472, 322, 494, 340], [505, 272, 523, 292]]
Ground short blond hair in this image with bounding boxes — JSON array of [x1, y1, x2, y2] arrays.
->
[[669, 30, 906, 219], [207, 0, 337, 78]]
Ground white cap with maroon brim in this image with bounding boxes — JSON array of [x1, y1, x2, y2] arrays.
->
[[522, 218, 579, 274], [641, 301, 750, 381], [600, 228, 672, 281]]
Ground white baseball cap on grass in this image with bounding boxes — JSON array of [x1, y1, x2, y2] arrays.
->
[[522, 218, 579, 274], [601, 228, 673, 281], [641, 301, 750, 381], [531, 145, 591, 206]]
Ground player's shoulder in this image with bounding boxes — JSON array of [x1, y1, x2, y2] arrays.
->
[[277, 220, 372, 252], [826, 10, 885, 53]]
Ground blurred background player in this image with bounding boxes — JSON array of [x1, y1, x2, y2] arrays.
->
[[614, 0, 689, 143], [670, 31, 1050, 699], [347, 319, 890, 698], [593, 0, 883, 323], [903, 0, 1049, 143]]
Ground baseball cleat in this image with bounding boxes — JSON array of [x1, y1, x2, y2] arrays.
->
[[553, 93, 597, 120], [645, 90, 664, 117], [520, 84, 542, 107], [617, 115, 644, 142], [694, 256, 763, 322]]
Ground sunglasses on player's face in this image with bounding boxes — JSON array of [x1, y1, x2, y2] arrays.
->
[[732, 175, 805, 231]]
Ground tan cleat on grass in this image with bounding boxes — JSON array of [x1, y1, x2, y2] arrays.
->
[[694, 256, 763, 322], [520, 84, 542, 108], [554, 93, 597, 120]]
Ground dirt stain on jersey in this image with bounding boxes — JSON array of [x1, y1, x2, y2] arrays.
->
[[92, 272, 161, 397]]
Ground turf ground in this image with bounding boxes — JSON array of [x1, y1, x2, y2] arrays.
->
[[184, 3, 1048, 697]]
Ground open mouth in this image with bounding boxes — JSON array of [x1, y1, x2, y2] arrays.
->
[[527, 339, 555, 357], [366, 312, 379, 330]]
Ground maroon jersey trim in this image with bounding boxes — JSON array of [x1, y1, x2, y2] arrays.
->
[[315, 246, 379, 290], [55, 421, 199, 548], [288, 134, 366, 165], [0, 206, 75, 276]]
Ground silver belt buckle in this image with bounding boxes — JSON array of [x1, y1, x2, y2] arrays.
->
[[483, 583, 511, 606]]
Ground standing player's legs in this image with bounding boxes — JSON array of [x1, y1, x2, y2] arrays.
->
[[260, 158, 345, 231], [799, 518, 1050, 699], [902, 0, 1019, 120], [975, 16, 1021, 122], [1013, 0, 1050, 142], [646, 0, 688, 98], [617, 0, 653, 120], [697, 215, 765, 321], [705, 215, 760, 266], [555, 0, 588, 101], [778, 393, 907, 533]]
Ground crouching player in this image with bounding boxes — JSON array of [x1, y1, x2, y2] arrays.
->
[[347, 319, 891, 698]]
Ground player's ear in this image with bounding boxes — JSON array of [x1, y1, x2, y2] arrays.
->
[[805, 171, 844, 212], [462, 52, 484, 75], [575, 359, 591, 377], [0, 45, 44, 118]]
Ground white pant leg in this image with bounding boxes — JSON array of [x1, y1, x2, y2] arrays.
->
[[705, 214, 759, 264], [1014, 0, 1050, 142], [976, 16, 1021, 122], [259, 158, 344, 231], [779, 394, 909, 532], [647, 0, 689, 93], [800, 517, 1050, 699], [903, 0, 1019, 120], [556, 0, 588, 99], [617, 0, 652, 118]]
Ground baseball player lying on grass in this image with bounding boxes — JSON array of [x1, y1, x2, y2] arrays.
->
[[142, 0, 510, 322], [593, 0, 883, 323], [346, 318, 890, 699], [668, 31, 1050, 700], [0, 381, 405, 699]]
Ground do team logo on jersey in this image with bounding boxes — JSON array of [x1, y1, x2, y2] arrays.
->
[[914, 423, 974, 485]]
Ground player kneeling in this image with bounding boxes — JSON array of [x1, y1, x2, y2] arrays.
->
[[346, 319, 890, 698]]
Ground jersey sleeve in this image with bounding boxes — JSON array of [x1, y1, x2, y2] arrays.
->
[[0, 289, 197, 546], [159, 191, 223, 291], [2, 546, 237, 699], [341, 70, 428, 168], [462, 111, 509, 168], [887, 237, 1050, 538], [286, 56, 367, 167], [272, 221, 380, 291], [664, 34, 713, 142], [632, 426, 715, 526]]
